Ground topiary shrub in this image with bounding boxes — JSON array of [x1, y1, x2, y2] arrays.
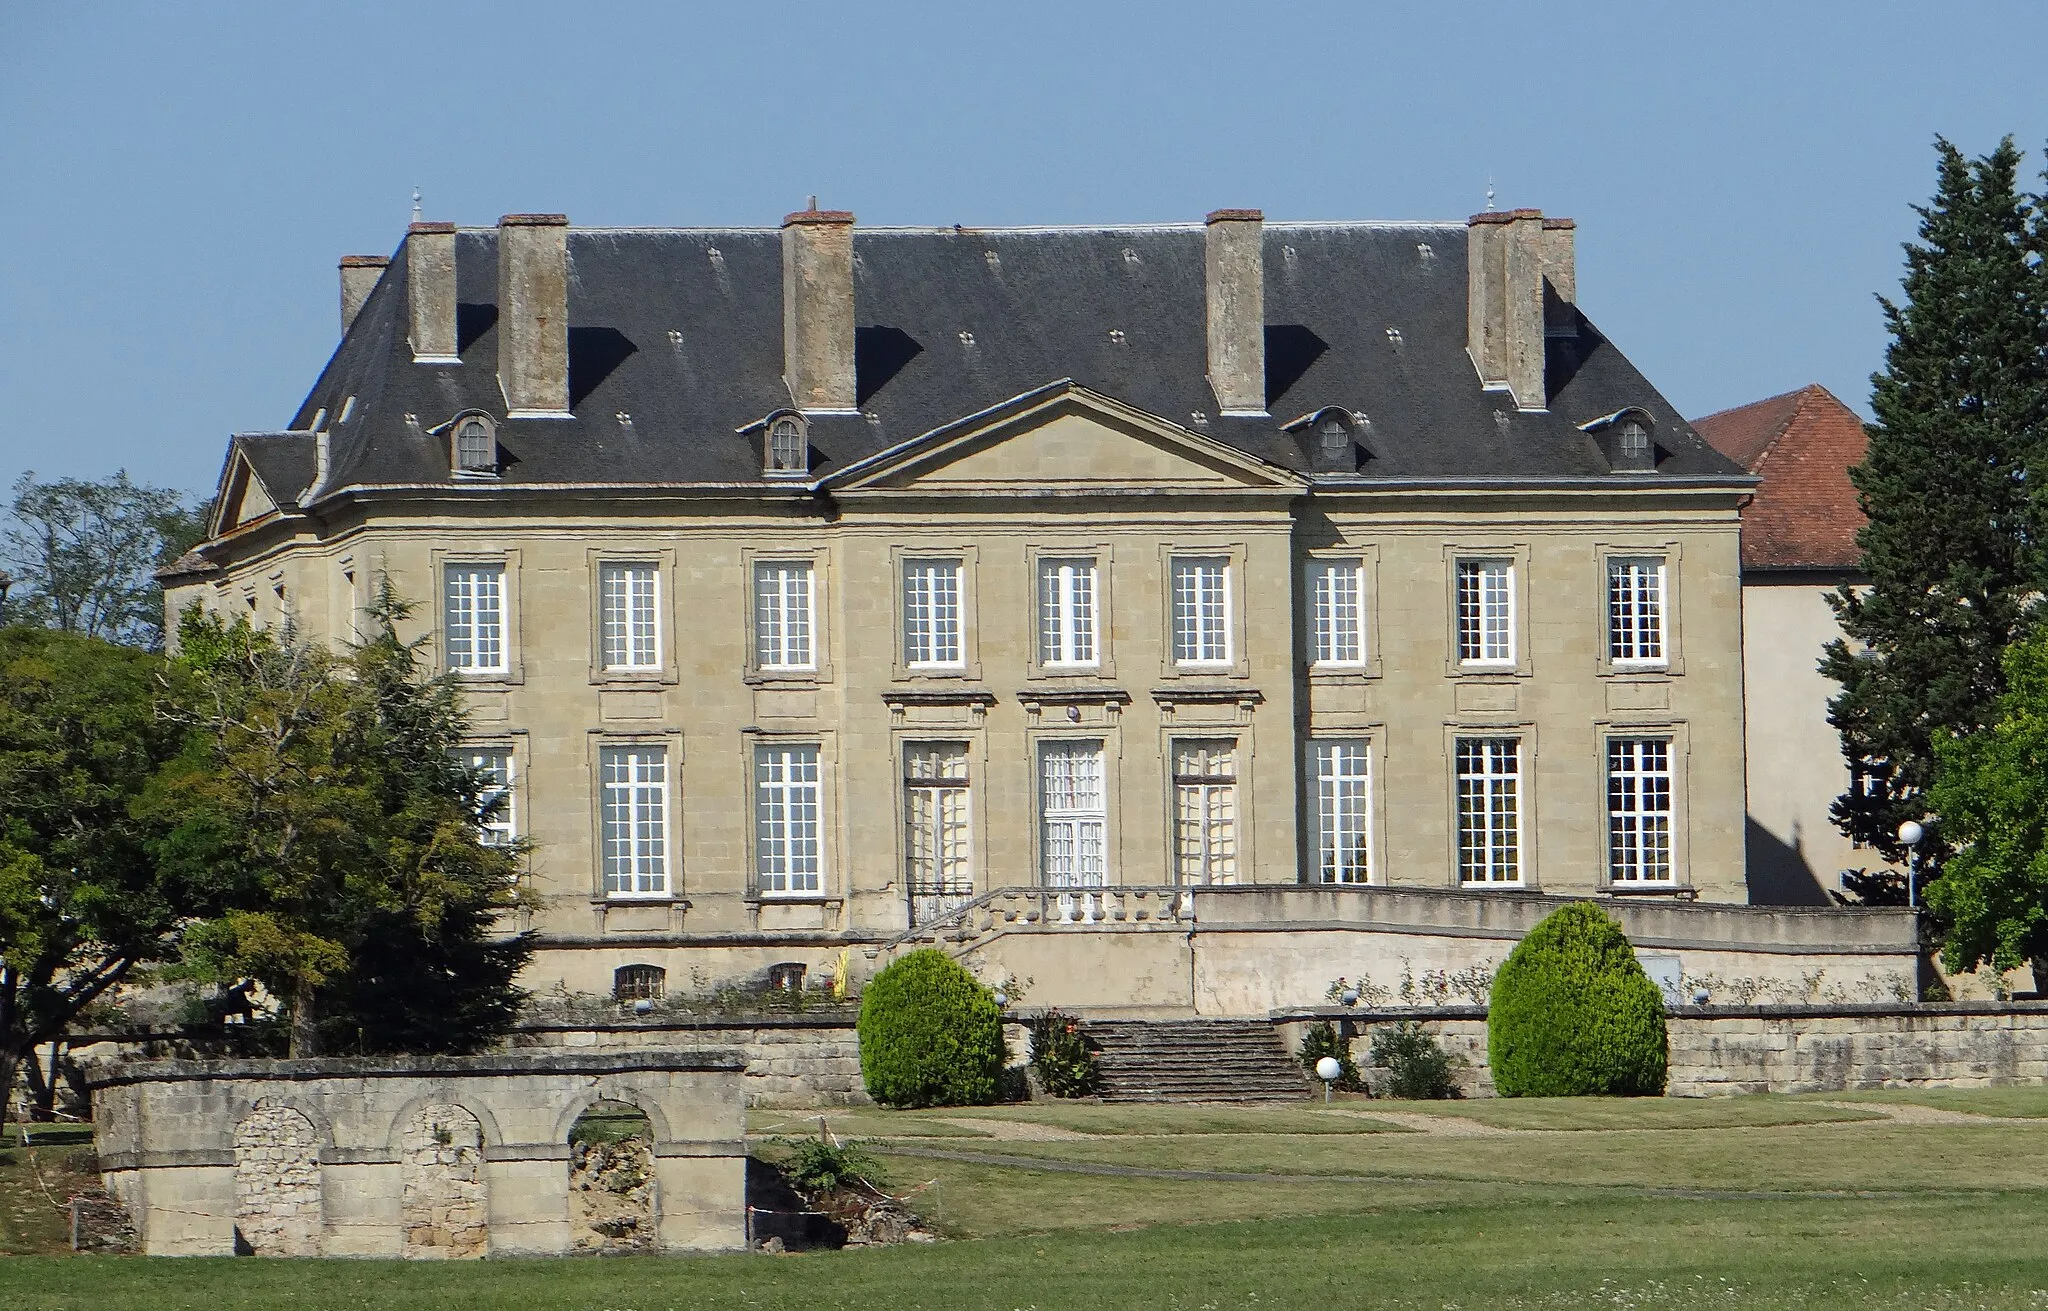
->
[[1487, 902, 1668, 1097], [856, 949, 1004, 1108]]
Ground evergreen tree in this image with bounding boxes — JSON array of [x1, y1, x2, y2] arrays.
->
[[1822, 137, 2048, 875], [144, 588, 533, 1055]]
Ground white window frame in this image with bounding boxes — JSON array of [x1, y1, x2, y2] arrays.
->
[[1170, 556, 1232, 667], [904, 743, 974, 901], [455, 745, 516, 849], [1173, 740, 1238, 886], [443, 563, 509, 675], [1455, 736, 1522, 885], [902, 558, 966, 670], [1309, 558, 1369, 667], [1607, 556, 1668, 668], [1310, 739, 1372, 884], [1608, 736, 1675, 884], [754, 559, 817, 672], [1039, 739, 1108, 888], [599, 745, 669, 898], [1038, 557, 1099, 669], [755, 742, 824, 897], [1455, 559, 1515, 667], [599, 563, 662, 671]]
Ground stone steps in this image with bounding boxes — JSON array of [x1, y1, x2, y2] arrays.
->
[[1083, 1020, 1311, 1103]]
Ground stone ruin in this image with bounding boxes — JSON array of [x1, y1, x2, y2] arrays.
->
[[86, 1049, 747, 1257]]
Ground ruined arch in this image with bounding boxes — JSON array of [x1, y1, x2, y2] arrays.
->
[[400, 1102, 488, 1258], [233, 1098, 323, 1256]]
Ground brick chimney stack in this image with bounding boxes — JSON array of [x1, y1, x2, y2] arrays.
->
[[497, 214, 571, 417], [1466, 208, 1547, 410], [406, 223, 459, 365], [781, 207, 858, 412], [1204, 209, 1266, 415], [339, 255, 389, 334]]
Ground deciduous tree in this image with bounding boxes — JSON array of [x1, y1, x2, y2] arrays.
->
[[0, 471, 207, 649]]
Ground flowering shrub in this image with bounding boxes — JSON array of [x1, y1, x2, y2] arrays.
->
[[1028, 1010, 1101, 1098]]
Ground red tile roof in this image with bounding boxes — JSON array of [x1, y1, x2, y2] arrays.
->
[[1694, 384, 1867, 571]]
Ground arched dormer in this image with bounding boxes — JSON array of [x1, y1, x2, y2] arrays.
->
[[449, 411, 500, 477], [1281, 405, 1365, 474], [1580, 407, 1659, 473], [764, 410, 809, 477]]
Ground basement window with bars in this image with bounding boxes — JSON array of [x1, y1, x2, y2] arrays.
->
[[613, 964, 666, 1002]]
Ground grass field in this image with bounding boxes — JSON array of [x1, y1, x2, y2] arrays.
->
[[7, 1096, 2048, 1309]]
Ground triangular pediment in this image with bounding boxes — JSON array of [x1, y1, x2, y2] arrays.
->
[[213, 454, 278, 533], [825, 382, 1304, 495]]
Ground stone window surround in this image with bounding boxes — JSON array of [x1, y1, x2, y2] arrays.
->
[[1157, 711, 1264, 886], [432, 546, 526, 686], [892, 727, 990, 909], [587, 547, 681, 687], [1025, 723, 1124, 889], [740, 726, 840, 905], [1441, 720, 1541, 890], [1594, 539, 1687, 678], [742, 545, 834, 687], [1157, 541, 1252, 681], [891, 544, 983, 682], [1302, 543, 1384, 683], [456, 731, 529, 868], [1302, 728, 1382, 887], [1596, 716, 1693, 894], [1024, 541, 1118, 681], [1443, 542, 1533, 680], [586, 728, 682, 903]]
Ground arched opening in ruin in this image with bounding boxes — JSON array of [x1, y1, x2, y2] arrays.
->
[[567, 1098, 657, 1253], [400, 1102, 488, 1258], [232, 1098, 322, 1257]]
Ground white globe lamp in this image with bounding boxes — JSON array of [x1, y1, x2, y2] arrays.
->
[[1314, 1054, 1342, 1102], [1898, 820, 1926, 908]]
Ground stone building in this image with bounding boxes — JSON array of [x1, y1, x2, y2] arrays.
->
[[165, 205, 1917, 1010], [1694, 385, 1907, 905]]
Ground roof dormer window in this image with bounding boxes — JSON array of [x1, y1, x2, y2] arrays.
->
[[1282, 406, 1362, 474], [452, 413, 498, 476], [1582, 407, 1659, 473], [766, 413, 809, 477]]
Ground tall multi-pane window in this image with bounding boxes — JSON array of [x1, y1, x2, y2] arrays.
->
[[903, 559, 965, 668], [599, 564, 661, 670], [1455, 559, 1514, 665], [599, 746, 668, 897], [1608, 737, 1674, 883], [754, 561, 815, 671], [1038, 557, 1098, 668], [1039, 740, 1107, 887], [1455, 737, 1522, 884], [904, 743, 973, 922], [756, 744, 823, 896], [1311, 740, 1371, 884], [453, 746, 515, 848], [1607, 557, 1667, 666], [1173, 741, 1238, 885], [1171, 556, 1231, 665], [444, 564, 508, 674], [1310, 559, 1368, 666]]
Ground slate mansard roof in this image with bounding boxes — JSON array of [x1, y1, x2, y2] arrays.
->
[[207, 218, 1748, 533]]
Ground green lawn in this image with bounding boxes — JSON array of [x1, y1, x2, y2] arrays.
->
[[8, 1097, 2048, 1308], [1810, 1084, 2048, 1118]]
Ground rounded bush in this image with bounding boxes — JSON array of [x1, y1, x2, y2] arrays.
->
[[1487, 902, 1668, 1097], [856, 949, 1004, 1108]]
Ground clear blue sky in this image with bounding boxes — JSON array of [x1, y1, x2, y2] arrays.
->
[[3, 2, 2045, 497]]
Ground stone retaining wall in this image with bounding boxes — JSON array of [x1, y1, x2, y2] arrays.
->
[[509, 1016, 869, 1106], [1274, 1000, 2048, 1097], [86, 1050, 748, 1258]]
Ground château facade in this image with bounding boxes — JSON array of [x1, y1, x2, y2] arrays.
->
[[162, 205, 1844, 1010]]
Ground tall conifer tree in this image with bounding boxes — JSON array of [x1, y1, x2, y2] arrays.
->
[[1823, 137, 2048, 876]]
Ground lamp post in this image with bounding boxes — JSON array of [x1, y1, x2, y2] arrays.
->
[[1898, 819, 1926, 909], [1314, 1055, 1341, 1103]]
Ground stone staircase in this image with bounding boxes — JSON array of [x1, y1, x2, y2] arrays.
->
[[1083, 1019, 1312, 1103]]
